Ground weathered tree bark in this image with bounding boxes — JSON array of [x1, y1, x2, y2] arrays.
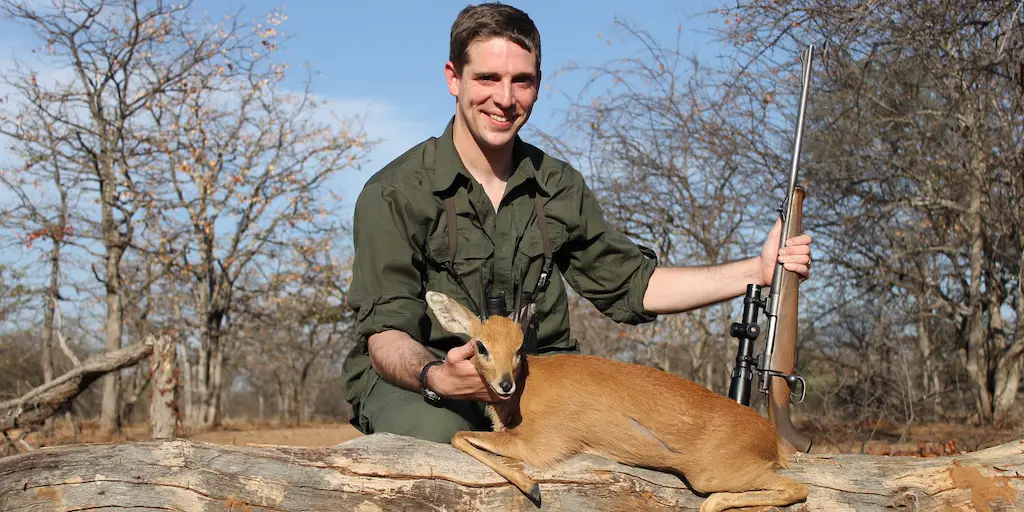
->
[[0, 340, 154, 431], [0, 433, 1020, 511], [148, 335, 178, 440]]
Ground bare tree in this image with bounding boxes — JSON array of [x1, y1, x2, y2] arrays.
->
[[142, 11, 370, 427], [719, 0, 1024, 424], [533, 22, 786, 392], [1, 0, 370, 432], [0, 40, 85, 428], [0, 0, 262, 435], [229, 233, 355, 425]]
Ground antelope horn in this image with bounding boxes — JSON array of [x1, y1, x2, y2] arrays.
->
[[478, 278, 488, 321], [513, 272, 525, 323]]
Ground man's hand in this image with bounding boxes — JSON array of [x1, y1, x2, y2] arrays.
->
[[427, 340, 501, 403], [760, 217, 813, 287]]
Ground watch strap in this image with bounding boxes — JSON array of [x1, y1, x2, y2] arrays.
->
[[419, 359, 445, 403]]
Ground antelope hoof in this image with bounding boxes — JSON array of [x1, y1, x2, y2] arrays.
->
[[528, 483, 541, 505]]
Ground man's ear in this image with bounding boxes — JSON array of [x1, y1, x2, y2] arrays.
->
[[445, 61, 460, 98], [426, 291, 481, 336]]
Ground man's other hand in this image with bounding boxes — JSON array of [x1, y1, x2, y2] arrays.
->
[[760, 217, 813, 286]]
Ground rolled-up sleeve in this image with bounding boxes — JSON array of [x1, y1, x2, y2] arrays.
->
[[348, 182, 429, 342], [561, 176, 659, 325]]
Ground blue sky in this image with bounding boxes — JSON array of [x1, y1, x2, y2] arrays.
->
[[197, 0, 733, 208], [0, 1, 732, 211]]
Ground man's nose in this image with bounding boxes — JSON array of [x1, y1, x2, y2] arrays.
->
[[494, 81, 513, 108]]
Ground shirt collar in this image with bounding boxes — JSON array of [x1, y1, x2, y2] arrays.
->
[[430, 116, 550, 197]]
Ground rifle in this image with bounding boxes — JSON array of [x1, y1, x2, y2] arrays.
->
[[727, 45, 815, 454]]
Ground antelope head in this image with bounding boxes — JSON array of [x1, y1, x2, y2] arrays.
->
[[426, 291, 535, 399]]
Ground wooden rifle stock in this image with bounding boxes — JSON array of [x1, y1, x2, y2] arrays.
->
[[767, 186, 813, 454], [728, 44, 815, 454]]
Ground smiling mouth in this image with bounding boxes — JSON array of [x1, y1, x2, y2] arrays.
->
[[494, 389, 514, 400], [486, 112, 513, 125]]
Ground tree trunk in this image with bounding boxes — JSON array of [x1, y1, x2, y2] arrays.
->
[[916, 308, 944, 420], [209, 330, 224, 427], [195, 298, 226, 429], [99, 252, 125, 437], [993, 361, 1022, 424], [180, 344, 195, 427], [40, 240, 60, 436], [276, 378, 289, 424], [195, 292, 212, 427], [42, 250, 58, 387], [43, 161, 70, 392], [170, 298, 194, 428], [1, 434, 1022, 511], [149, 335, 178, 440], [290, 385, 300, 427], [993, 249, 1024, 425], [98, 181, 126, 437], [963, 159, 991, 423]]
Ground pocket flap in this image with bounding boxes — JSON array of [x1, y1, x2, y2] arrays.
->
[[426, 227, 494, 264]]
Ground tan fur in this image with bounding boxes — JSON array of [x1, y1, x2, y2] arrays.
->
[[426, 291, 809, 512]]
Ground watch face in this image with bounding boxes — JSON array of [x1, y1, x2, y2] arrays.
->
[[423, 388, 441, 404]]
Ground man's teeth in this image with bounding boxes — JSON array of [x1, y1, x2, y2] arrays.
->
[[489, 113, 508, 122]]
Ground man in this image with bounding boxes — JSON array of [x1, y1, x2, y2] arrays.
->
[[341, 3, 812, 443]]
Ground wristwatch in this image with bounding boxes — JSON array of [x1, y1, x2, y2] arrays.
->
[[419, 359, 445, 405]]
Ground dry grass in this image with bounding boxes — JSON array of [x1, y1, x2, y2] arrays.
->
[[4, 417, 364, 453], [799, 419, 1022, 456]]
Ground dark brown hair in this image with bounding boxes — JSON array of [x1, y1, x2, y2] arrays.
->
[[449, 3, 541, 75]]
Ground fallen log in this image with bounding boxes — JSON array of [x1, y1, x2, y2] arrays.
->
[[0, 433, 1021, 511], [0, 339, 155, 432]]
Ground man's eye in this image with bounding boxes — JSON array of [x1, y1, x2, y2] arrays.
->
[[476, 340, 489, 357]]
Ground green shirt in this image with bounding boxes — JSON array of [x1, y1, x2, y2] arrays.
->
[[341, 119, 659, 403]]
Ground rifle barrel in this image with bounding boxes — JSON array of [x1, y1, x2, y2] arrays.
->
[[762, 45, 815, 365]]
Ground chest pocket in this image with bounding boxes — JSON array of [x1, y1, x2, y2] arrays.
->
[[518, 220, 565, 260], [425, 227, 494, 275]]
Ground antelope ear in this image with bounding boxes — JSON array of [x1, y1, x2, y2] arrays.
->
[[426, 291, 481, 336]]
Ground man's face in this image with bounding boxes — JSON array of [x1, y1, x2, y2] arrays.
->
[[446, 37, 540, 153]]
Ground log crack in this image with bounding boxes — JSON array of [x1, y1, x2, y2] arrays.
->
[[590, 468, 691, 490], [19, 479, 289, 512], [808, 482, 892, 496]]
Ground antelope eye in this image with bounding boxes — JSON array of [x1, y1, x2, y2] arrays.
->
[[476, 340, 489, 357]]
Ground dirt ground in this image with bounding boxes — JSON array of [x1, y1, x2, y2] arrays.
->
[[4, 419, 365, 452], [187, 422, 364, 447]]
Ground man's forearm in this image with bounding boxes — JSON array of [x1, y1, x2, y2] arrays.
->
[[367, 330, 439, 392], [642, 257, 762, 314]]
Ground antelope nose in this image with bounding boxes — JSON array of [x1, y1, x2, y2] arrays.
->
[[500, 379, 514, 393]]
